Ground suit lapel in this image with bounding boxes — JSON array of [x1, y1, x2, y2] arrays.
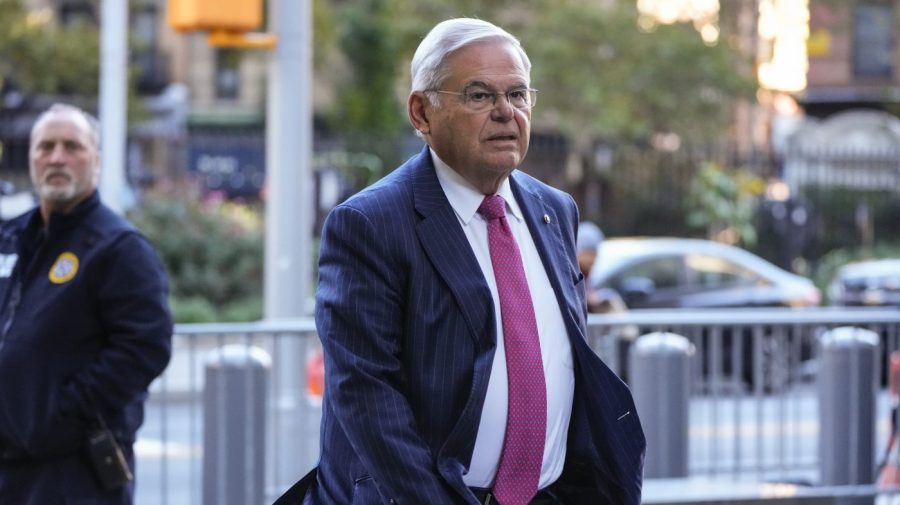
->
[[411, 149, 495, 349], [510, 173, 585, 338]]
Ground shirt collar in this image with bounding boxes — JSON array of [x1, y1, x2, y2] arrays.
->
[[430, 148, 523, 225]]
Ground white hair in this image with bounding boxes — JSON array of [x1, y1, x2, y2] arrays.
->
[[410, 18, 531, 98], [31, 103, 100, 149]]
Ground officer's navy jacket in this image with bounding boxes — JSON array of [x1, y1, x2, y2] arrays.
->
[[0, 191, 172, 504]]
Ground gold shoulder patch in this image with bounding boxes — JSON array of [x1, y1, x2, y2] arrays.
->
[[49, 252, 79, 284]]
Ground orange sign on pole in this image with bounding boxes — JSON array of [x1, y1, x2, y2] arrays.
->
[[167, 0, 276, 48]]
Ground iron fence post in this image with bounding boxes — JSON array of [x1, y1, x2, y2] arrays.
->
[[818, 326, 880, 505], [203, 345, 271, 505], [629, 331, 693, 478]]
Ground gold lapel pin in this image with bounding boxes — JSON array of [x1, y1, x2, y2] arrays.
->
[[543, 214, 551, 224]]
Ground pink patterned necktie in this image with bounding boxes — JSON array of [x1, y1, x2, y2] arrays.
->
[[478, 195, 547, 505]]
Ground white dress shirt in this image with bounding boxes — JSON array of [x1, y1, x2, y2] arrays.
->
[[430, 150, 575, 490]]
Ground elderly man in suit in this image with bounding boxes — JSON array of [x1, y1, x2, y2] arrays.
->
[[275, 17, 645, 505]]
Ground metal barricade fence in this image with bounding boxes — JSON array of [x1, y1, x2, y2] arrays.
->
[[138, 319, 321, 505], [136, 308, 900, 504]]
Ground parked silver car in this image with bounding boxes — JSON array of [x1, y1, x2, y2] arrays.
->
[[589, 237, 821, 309], [828, 259, 900, 307], [589, 237, 821, 389]]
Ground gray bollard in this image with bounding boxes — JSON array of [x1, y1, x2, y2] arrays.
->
[[818, 326, 879, 505], [203, 345, 271, 505], [629, 332, 693, 478]]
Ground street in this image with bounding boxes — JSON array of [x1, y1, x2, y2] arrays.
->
[[132, 383, 896, 504]]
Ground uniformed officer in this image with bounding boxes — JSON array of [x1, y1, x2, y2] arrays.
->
[[0, 103, 172, 505]]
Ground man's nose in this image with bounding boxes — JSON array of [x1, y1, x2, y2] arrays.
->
[[48, 144, 67, 163], [490, 94, 515, 120]]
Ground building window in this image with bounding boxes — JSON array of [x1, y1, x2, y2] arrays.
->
[[132, 6, 157, 47], [215, 49, 241, 100], [132, 5, 170, 95], [59, 1, 96, 26], [853, 4, 893, 79]]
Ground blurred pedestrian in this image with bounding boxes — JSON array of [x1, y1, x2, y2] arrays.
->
[[577, 222, 628, 314], [577, 222, 637, 382], [0, 103, 172, 504], [276, 18, 644, 505]]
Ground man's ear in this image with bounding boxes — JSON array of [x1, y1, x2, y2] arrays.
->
[[408, 92, 431, 135]]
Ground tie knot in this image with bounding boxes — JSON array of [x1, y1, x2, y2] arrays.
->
[[478, 195, 506, 220]]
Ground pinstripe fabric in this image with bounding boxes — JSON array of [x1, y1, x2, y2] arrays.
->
[[274, 146, 645, 505]]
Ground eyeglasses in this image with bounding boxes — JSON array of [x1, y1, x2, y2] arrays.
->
[[427, 87, 538, 112]]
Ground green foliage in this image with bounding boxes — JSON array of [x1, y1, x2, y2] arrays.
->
[[356, 0, 756, 144], [0, 1, 100, 96], [328, 0, 408, 134], [312, 0, 338, 68], [311, 0, 758, 142], [220, 297, 265, 322], [520, 0, 755, 143], [686, 162, 764, 246], [171, 296, 218, 324], [0, 1, 150, 123], [128, 194, 264, 323]]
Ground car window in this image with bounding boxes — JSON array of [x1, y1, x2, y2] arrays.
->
[[610, 256, 682, 290], [685, 253, 765, 288]]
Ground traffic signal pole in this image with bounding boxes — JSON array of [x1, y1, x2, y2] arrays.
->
[[99, 0, 128, 213], [264, 0, 313, 321], [265, 0, 319, 488], [165, 0, 316, 486], [167, 1, 296, 316]]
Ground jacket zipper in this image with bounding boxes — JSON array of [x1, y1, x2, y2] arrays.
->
[[0, 279, 21, 347]]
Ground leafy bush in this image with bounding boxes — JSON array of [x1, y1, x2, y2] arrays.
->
[[129, 193, 264, 323], [170, 296, 218, 324], [687, 162, 764, 246]]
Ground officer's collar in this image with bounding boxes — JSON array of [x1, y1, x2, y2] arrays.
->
[[35, 191, 101, 234]]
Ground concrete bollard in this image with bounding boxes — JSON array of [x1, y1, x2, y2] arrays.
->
[[818, 326, 879, 505], [203, 345, 271, 505], [629, 332, 693, 478]]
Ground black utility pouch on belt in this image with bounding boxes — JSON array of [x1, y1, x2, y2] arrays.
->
[[87, 410, 133, 491]]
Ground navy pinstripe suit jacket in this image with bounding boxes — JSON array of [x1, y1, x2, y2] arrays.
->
[[274, 147, 645, 505]]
